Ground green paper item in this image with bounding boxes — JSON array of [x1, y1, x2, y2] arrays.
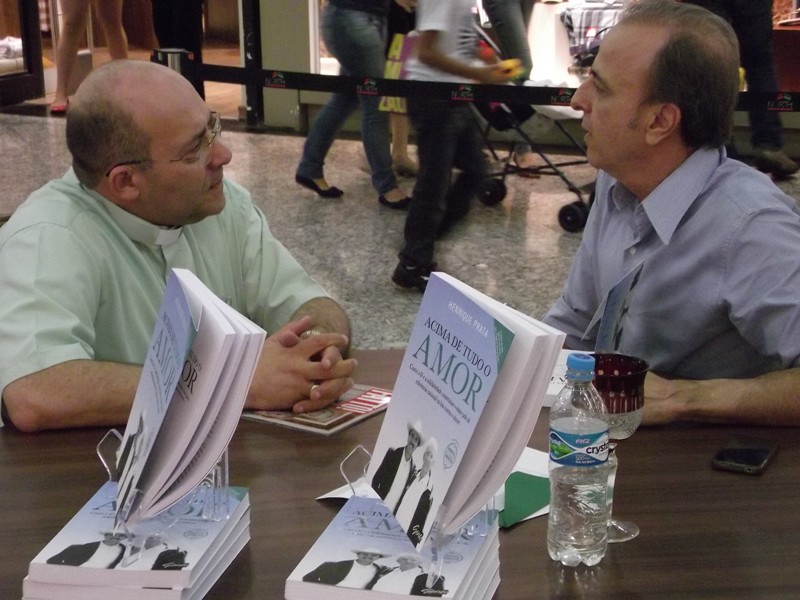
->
[[499, 471, 550, 528]]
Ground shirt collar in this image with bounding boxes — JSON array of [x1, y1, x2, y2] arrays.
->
[[641, 147, 723, 245], [69, 167, 185, 247], [99, 197, 184, 246]]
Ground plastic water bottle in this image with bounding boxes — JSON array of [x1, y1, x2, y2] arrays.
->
[[547, 352, 610, 567]]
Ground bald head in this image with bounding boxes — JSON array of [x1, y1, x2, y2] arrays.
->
[[66, 60, 204, 187]]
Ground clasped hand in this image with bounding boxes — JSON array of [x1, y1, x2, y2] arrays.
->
[[245, 316, 357, 414]]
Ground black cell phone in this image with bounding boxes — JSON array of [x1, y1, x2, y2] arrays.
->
[[711, 436, 779, 475]]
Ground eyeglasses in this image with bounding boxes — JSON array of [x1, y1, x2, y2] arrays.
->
[[105, 111, 222, 176]]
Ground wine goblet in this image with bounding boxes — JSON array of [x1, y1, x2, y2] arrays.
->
[[592, 353, 649, 543]]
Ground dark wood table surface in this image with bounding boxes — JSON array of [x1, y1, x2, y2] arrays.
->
[[2, 349, 799, 599]]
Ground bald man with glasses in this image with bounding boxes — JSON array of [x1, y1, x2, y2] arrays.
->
[[0, 60, 355, 432]]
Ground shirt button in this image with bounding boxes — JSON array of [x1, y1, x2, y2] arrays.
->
[[629, 247, 637, 255]]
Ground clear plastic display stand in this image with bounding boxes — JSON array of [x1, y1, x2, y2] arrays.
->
[[96, 428, 232, 568], [339, 445, 499, 590]]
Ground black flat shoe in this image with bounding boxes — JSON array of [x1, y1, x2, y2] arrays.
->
[[295, 175, 344, 198], [378, 195, 411, 210]]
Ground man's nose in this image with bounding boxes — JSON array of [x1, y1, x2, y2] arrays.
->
[[571, 82, 590, 112]]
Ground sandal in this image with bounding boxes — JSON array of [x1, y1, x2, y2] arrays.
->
[[50, 100, 69, 115]]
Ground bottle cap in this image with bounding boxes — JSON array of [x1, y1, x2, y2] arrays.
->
[[565, 352, 595, 381]]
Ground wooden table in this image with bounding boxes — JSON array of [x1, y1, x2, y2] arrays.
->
[[2, 349, 799, 599]]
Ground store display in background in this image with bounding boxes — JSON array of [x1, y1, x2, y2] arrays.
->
[[773, 0, 797, 25]]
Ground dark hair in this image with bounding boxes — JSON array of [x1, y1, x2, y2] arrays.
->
[[65, 69, 152, 187], [621, 0, 740, 149]]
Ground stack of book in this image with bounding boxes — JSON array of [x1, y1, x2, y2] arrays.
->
[[23, 268, 266, 600], [285, 495, 499, 600], [22, 481, 250, 600], [286, 272, 564, 599]]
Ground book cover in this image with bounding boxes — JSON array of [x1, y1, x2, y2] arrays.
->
[[366, 273, 513, 549], [242, 384, 392, 436], [27, 480, 249, 590], [364, 273, 565, 547], [285, 495, 498, 600]]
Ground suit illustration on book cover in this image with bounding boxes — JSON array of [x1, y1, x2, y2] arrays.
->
[[286, 495, 497, 598], [366, 274, 513, 548], [29, 480, 249, 587]]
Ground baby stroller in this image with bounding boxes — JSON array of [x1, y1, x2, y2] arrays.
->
[[474, 100, 592, 232], [472, 28, 593, 232]]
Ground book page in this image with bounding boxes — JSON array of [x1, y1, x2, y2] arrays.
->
[[131, 270, 238, 522], [144, 286, 265, 519], [116, 271, 198, 523], [436, 274, 564, 535]]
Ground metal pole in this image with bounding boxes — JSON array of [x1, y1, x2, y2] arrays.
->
[[240, 0, 266, 129]]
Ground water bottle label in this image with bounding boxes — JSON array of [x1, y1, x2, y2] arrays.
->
[[549, 428, 609, 466]]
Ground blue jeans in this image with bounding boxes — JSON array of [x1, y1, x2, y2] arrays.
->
[[686, 0, 783, 149], [400, 99, 487, 268], [296, 5, 397, 194], [482, 0, 535, 80], [483, 0, 534, 155]]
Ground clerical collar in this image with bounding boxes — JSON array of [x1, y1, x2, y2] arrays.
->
[[98, 196, 184, 247]]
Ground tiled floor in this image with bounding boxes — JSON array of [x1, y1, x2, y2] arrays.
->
[[1, 99, 799, 352]]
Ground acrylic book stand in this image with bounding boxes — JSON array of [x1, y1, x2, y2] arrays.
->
[[339, 444, 499, 590], [96, 428, 233, 569]]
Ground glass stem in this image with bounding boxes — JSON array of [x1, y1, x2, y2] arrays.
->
[[606, 444, 618, 526]]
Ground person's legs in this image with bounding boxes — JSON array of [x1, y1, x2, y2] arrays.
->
[[295, 5, 362, 194], [688, 0, 797, 177], [483, 0, 537, 168], [440, 105, 488, 236], [390, 112, 417, 177], [729, 0, 797, 177], [730, 0, 782, 149], [482, 0, 534, 79], [296, 91, 358, 183], [91, 0, 129, 60], [394, 98, 459, 289], [329, 9, 400, 197], [358, 91, 397, 196], [52, 0, 91, 109], [386, 4, 417, 176]]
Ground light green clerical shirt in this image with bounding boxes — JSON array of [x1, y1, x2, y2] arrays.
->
[[0, 169, 327, 393]]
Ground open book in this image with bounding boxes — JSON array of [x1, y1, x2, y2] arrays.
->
[[365, 273, 564, 548], [115, 268, 266, 527]]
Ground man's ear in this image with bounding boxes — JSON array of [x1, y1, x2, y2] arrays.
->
[[103, 165, 142, 208], [645, 102, 681, 146]]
